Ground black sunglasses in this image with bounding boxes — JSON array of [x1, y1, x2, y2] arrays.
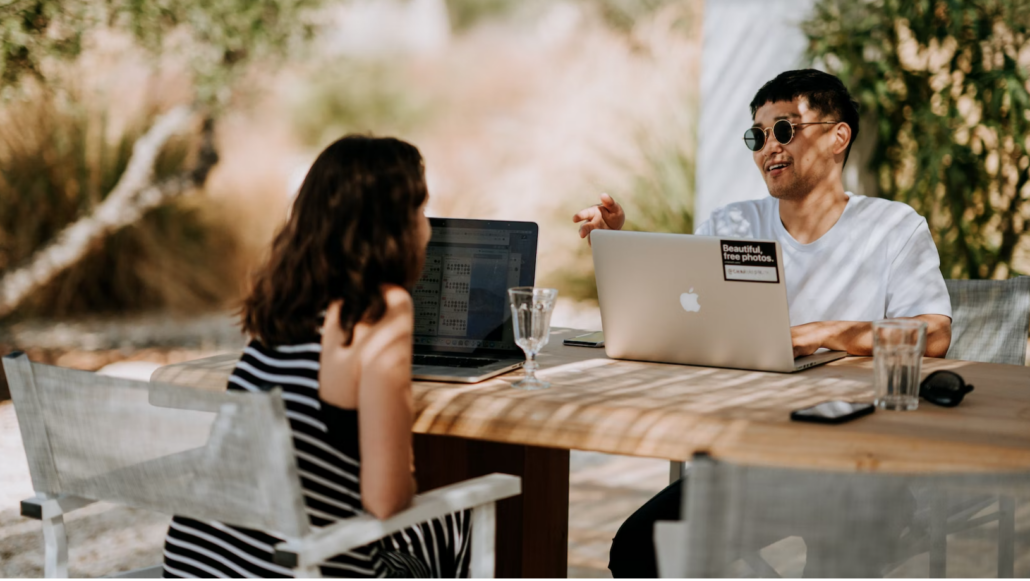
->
[[743, 119, 841, 152], [919, 370, 974, 407]]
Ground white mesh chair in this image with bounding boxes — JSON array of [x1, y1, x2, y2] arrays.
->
[[945, 276, 1030, 365], [3, 352, 521, 578], [656, 453, 1030, 578], [664, 276, 1030, 572], [900, 276, 1030, 576]]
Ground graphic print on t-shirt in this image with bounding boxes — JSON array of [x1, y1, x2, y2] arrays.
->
[[720, 240, 779, 283]]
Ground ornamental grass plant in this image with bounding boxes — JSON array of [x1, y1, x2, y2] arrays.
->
[[0, 89, 240, 320]]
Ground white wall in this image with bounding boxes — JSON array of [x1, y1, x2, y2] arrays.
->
[[696, 0, 818, 225]]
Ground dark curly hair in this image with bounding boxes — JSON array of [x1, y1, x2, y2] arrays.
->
[[241, 135, 428, 346]]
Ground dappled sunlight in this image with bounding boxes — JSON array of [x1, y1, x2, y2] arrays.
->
[[407, 353, 877, 459], [531, 358, 870, 418], [151, 330, 1030, 472], [399, 334, 1030, 471]]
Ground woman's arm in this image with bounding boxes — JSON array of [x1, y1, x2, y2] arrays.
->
[[355, 286, 417, 519]]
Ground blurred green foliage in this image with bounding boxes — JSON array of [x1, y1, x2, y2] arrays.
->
[[291, 62, 431, 148], [0, 0, 320, 319], [444, 0, 690, 34], [0, 1, 92, 88], [0, 0, 321, 106], [121, 0, 320, 106], [0, 92, 239, 318], [805, 0, 1030, 279], [592, 0, 691, 34], [444, 0, 524, 32], [552, 132, 695, 301], [547, 244, 602, 303], [620, 136, 695, 236]]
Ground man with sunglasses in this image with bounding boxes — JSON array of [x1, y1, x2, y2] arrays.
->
[[574, 69, 954, 577]]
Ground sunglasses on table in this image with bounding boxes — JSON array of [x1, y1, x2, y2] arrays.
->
[[920, 370, 975, 407], [743, 119, 842, 152]]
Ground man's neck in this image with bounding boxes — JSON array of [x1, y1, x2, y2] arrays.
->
[[777, 181, 849, 244]]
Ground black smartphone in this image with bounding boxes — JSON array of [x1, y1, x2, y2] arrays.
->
[[563, 331, 605, 348], [790, 401, 874, 424]]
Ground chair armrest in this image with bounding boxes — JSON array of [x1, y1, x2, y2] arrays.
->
[[21, 494, 95, 520], [654, 520, 689, 578], [273, 473, 521, 569]]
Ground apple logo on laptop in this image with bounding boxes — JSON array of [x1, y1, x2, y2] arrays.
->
[[680, 288, 701, 312]]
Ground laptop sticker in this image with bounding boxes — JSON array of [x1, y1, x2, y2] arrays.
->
[[720, 240, 779, 283]]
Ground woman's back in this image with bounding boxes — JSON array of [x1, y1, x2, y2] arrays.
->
[[160, 134, 469, 578]]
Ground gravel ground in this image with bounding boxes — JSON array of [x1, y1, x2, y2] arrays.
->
[[0, 313, 246, 352]]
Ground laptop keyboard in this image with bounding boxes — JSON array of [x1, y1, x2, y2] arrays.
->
[[413, 354, 501, 369]]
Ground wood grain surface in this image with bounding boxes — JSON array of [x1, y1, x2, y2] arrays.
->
[[151, 328, 1030, 474]]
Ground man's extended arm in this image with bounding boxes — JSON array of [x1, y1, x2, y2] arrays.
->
[[791, 314, 952, 358]]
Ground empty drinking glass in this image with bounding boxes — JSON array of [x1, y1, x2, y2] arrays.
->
[[508, 287, 558, 390], [873, 319, 928, 411]]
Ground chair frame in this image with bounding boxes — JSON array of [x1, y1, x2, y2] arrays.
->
[[921, 276, 1028, 575], [5, 352, 521, 578], [658, 453, 1024, 578]]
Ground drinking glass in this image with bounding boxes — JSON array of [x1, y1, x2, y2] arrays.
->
[[873, 319, 928, 411], [508, 287, 559, 390]]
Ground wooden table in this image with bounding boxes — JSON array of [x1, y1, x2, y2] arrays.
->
[[152, 328, 1030, 577]]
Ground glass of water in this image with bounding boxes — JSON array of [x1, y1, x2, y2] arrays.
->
[[508, 287, 559, 390], [873, 319, 928, 411]]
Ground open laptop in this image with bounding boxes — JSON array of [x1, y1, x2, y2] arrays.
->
[[411, 217, 539, 383], [591, 230, 845, 373]]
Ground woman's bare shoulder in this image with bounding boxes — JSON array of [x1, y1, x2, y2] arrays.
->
[[352, 284, 413, 344], [379, 284, 413, 315], [349, 285, 414, 375]]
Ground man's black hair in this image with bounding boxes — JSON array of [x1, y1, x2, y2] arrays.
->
[[749, 69, 860, 166]]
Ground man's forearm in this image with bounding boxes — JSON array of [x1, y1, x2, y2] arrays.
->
[[919, 315, 952, 357], [819, 321, 873, 355], [813, 315, 952, 357], [790, 321, 871, 357]]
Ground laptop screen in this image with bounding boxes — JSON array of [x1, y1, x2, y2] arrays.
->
[[413, 218, 538, 355]]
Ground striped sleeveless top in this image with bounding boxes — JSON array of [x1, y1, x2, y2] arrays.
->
[[161, 338, 471, 578]]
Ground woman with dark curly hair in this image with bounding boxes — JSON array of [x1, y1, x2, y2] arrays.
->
[[161, 135, 471, 578]]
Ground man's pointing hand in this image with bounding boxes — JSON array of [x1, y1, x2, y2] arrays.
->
[[573, 193, 626, 243]]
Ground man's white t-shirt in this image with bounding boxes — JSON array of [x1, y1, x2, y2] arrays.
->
[[694, 193, 952, 326]]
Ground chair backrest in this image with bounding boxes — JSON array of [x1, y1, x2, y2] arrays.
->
[[676, 454, 1030, 578], [945, 276, 1030, 365], [2, 352, 312, 539]]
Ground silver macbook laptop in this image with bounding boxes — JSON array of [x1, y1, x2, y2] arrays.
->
[[591, 230, 845, 373], [410, 218, 538, 383]]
